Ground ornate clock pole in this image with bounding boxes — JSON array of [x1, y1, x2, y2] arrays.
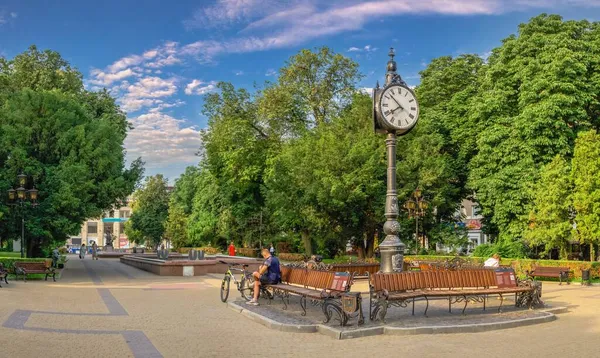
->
[[373, 48, 420, 272]]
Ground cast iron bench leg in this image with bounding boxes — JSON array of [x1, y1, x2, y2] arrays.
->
[[498, 294, 504, 313]]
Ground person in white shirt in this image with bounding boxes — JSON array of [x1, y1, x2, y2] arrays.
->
[[484, 253, 500, 267]]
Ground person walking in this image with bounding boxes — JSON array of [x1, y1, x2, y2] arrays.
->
[[269, 243, 275, 256], [228, 241, 236, 256], [79, 244, 86, 259], [91, 241, 98, 260]]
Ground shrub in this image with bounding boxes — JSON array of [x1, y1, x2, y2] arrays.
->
[[278, 253, 305, 261], [276, 242, 292, 254], [236, 248, 259, 257], [403, 254, 600, 280]]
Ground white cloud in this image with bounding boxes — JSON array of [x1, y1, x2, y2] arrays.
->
[[143, 50, 158, 59], [185, 80, 218, 95], [126, 77, 178, 99], [179, 0, 600, 63], [235, 70, 244, 76], [126, 112, 201, 169], [360, 87, 374, 96], [89, 68, 137, 86], [108, 54, 145, 73], [265, 69, 277, 77], [144, 42, 181, 68], [348, 45, 377, 53], [183, 0, 284, 29], [119, 98, 164, 113], [148, 100, 186, 113], [0, 10, 17, 25]]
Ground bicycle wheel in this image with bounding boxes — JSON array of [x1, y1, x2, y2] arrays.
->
[[220, 276, 231, 302], [240, 274, 255, 301]]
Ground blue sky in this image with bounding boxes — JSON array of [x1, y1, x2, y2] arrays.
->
[[1, 0, 600, 182]]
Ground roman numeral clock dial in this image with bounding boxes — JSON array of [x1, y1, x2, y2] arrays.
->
[[378, 84, 419, 135]]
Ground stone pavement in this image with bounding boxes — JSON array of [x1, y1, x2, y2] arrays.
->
[[0, 257, 598, 357]]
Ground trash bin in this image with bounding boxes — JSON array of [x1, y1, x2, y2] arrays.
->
[[582, 269, 590, 286], [188, 249, 198, 260]]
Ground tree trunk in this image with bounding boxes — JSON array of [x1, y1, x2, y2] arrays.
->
[[301, 230, 312, 256], [591, 243, 595, 262], [357, 244, 365, 260], [365, 228, 376, 258]]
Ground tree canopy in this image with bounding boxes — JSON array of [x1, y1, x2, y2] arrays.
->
[[0, 46, 143, 256]]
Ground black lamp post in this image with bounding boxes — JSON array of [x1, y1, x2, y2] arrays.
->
[[404, 188, 428, 254], [7, 173, 38, 258]]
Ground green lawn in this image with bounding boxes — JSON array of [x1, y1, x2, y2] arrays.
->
[[0, 252, 24, 258]]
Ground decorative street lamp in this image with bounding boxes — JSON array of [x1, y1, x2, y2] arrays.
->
[[404, 188, 428, 253], [372, 48, 421, 272], [7, 173, 38, 258]]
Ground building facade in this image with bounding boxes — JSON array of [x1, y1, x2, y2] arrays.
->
[[68, 198, 132, 249], [436, 199, 491, 253]]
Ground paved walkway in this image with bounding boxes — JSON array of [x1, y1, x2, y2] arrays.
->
[[0, 257, 599, 357]]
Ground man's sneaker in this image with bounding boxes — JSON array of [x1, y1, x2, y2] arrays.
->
[[246, 299, 259, 306]]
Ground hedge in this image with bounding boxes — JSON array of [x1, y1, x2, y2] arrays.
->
[[403, 255, 600, 280], [278, 253, 305, 261]]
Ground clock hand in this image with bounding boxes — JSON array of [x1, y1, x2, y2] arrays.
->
[[390, 95, 404, 110]]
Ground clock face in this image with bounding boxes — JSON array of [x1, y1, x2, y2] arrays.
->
[[379, 85, 419, 130]]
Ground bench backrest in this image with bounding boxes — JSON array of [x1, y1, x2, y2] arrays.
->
[[281, 267, 308, 286], [371, 269, 500, 292], [15, 261, 51, 270], [534, 266, 569, 274], [281, 266, 352, 292]]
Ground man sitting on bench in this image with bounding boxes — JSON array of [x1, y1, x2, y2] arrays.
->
[[247, 248, 281, 306]]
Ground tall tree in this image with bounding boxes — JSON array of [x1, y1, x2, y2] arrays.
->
[[525, 155, 573, 259], [126, 175, 169, 248], [0, 46, 143, 257], [275, 47, 361, 126], [571, 130, 600, 261], [468, 14, 596, 240]]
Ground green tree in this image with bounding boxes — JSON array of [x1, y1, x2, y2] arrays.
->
[[525, 155, 573, 258], [165, 205, 188, 249], [571, 130, 600, 261], [0, 47, 143, 257], [275, 47, 361, 126], [468, 14, 597, 240], [126, 175, 170, 248]]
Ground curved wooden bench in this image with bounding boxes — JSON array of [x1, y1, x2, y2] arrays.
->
[[369, 269, 540, 322], [265, 267, 360, 325]]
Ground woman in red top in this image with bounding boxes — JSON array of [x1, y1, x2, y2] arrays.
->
[[228, 241, 236, 256]]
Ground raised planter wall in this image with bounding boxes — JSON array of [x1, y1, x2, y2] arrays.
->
[[120, 255, 262, 276]]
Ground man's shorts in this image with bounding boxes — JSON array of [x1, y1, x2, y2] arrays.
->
[[259, 275, 277, 285]]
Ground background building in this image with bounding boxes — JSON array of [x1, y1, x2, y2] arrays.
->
[[68, 198, 132, 249]]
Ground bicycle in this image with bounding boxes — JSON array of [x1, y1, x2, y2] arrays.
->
[[219, 260, 256, 302], [219, 260, 273, 303]]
